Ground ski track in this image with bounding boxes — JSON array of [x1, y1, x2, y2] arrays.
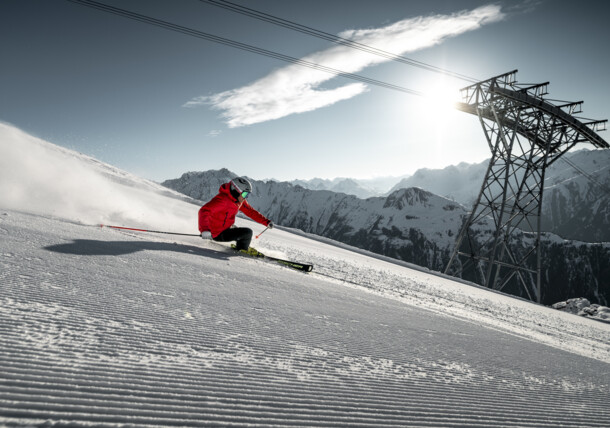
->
[[1, 211, 609, 427]]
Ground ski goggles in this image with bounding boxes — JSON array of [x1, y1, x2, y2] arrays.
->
[[231, 180, 250, 199]]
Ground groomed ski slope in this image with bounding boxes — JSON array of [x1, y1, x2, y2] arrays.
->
[[2, 210, 610, 427], [1, 122, 609, 426]]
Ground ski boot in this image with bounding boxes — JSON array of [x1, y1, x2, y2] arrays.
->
[[231, 244, 265, 258]]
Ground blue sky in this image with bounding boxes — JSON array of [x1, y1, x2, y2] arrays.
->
[[1, 0, 609, 182]]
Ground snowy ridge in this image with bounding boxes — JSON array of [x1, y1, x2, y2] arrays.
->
[[165, 169, 464, 256], [290, 176, 408, 199], [389, 160, 488, 204], [1, 122, 610, 426]]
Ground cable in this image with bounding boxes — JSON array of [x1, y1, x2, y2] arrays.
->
[[198, 0, 480, 83], [560, 156, 610, 194], [64, 2, 610, 218], [66, 0, 424, 96]]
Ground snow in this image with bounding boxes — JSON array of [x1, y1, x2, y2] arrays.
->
[[1, 122, 610, 426], [0, 122, 195, 233]]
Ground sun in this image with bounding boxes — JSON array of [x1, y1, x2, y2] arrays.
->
[[421, 79, 463, 112], [411, 78, 466, 168], [414, 78, 464, 135]]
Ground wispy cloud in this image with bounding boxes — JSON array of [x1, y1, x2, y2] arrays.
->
[[503, 0, 543, 16], [184, 4, 504, 127]]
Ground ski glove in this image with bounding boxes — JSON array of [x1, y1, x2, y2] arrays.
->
[[201, 231, 212, 240], [268, 222, 274, 229]]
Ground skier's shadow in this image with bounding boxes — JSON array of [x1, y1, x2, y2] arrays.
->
[[44, 239, 229, 260]]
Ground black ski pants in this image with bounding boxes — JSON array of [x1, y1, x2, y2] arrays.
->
[[213, 227, 252, 251]]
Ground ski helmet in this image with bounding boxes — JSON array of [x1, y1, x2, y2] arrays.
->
[[230, 177, 253, 197]]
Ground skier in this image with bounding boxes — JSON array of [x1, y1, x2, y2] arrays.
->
[[198, 177, 273, 253]]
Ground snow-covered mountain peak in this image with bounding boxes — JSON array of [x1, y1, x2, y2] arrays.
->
[[291, 174, 410, 198], [383, 187, 434, 209]]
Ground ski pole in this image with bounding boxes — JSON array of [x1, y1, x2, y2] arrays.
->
[[100, 224, 200, 237], [255, 226, 270, 239]]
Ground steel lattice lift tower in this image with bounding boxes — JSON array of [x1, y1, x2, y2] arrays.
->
[[445, 70, 608, 302]]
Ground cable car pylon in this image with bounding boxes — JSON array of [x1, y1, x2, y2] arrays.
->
[[445, 70, 608, 302]]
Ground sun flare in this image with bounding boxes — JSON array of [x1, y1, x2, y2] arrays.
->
[[422, 81, 463, 112], [410, 78, 466, 169]]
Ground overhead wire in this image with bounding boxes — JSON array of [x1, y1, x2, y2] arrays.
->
[[65, 0, 424, 96], [65, 0, 608, 192], [560, 157, 610, 194], [197, 0, 480, 83]]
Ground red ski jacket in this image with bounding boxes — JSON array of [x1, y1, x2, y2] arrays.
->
[[198, 182, 271, 237]]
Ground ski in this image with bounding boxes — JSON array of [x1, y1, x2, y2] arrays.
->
[[231, 245, 313, 272]]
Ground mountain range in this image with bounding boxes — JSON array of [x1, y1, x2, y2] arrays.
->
[[290, 175, 410, 199], [287, 150, 610, 242], [162, 150, 610, 306]]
